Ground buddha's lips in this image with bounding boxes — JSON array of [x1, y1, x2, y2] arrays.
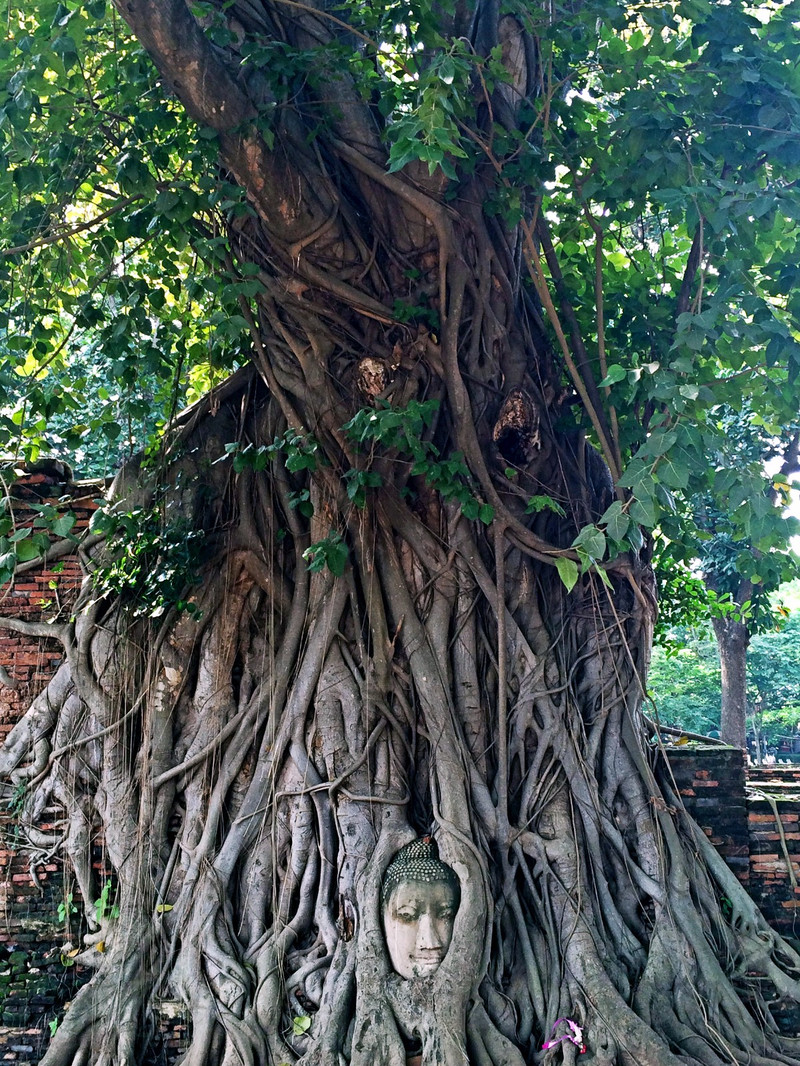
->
[[411, 951, 445, 970]]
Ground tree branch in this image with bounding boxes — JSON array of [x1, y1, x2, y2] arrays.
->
[[675, 222, 704, 318], [2, 195, 145, 256], [112, 0, 338, 248], [534, 217, 617, 467], [519, 216, 621, 482], [0, 615, 69, 643]]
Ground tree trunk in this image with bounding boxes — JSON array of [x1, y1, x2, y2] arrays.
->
[[712, 616, 750, 749], [1, 2, 800, 1064]]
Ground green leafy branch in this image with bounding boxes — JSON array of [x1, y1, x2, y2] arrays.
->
[[343, 400, 493, 524], [302, 532, 348, 578], [523, 490, 645, 594], [386, 48, 473, 178], [94, 879, 120, 925], [89, 505, 206, 618], [57, 893, 77, 925], [343, 469, 382, 509], [301, 399, 498, 579], [0, 497, 76, 588], [547, 498, 647, 594], [221, 429, 320, 475]]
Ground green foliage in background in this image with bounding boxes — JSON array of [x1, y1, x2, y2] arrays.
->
[[749, 614, 800, 719], [650, 602, 800, 742], [0, 0, 255, 483], [649, 632, 722, 735]]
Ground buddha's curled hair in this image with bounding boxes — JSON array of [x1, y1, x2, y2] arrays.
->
[[381, 836, 461, 906]]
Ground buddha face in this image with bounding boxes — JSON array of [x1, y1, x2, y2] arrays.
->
[[383, 878, 458, 979]]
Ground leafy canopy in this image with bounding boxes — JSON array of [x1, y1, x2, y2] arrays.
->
[[1, 0, 800, 591], [0, 0, 255, 473]]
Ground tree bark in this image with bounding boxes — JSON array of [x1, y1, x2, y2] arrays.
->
[[712, 615, 750, 749]]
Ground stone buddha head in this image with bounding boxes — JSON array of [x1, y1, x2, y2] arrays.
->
[[381, 836, 460, 979]]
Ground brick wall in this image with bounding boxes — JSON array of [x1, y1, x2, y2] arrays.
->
[[663, 747, 800, 937], [746, 771, 800, 1034], [661, 746, 800, 1036], [0, 484, 98, 747], [745, 767, 800, 941], [664, 744, 751, 885], [0, 852, 84, 1062], [0, 481, 190, 1064], [0, 482, 102, 1062]]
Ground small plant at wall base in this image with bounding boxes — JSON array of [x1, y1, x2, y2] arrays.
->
[[57, 894, 77, 927]]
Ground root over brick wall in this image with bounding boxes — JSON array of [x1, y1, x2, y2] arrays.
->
[[0, 483, 190, 1064], [1, 484, 800, 1058], [0, 484, 102, 1062], [666, 745, 800, 1035]]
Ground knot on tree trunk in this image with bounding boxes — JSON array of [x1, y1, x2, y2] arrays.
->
[[357, 357, 391, 399], [492, 388, 541, 467]]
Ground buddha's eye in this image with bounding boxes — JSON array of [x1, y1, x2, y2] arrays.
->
[[396, 909, 419, 924], [438, 907, 455, 920]]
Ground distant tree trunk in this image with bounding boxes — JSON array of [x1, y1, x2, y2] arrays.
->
[[712, 615, 750, 748]]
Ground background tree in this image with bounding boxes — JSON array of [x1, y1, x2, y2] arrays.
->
[[649, 609, 800, 747], [748, 609, 800, 749], [684, 410, 799, 747], [3, 2, 800, 1066]]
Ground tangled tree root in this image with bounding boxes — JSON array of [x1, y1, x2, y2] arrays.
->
[[1, 385, 799, 1066]]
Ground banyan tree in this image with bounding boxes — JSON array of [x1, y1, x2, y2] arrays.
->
[[2, 0, 800, 1063]]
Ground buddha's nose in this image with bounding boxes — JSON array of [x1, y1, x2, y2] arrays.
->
[[416, 910, 442, 949]]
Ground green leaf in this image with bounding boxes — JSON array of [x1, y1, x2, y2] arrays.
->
[[0, 550, 16, 582], [15, 538, 44, 562], [572, 524, 607, 562], [657, 453, 690, 490], [461, 497, 479, 520], [525, 495, 566, 517], [555, 556, 579, 593], [598, 501, 629, 543], [102, 421, 122, 441], [438, 56, 455, 85], [303, 533, 348, 577], [629, 494, 658, 528], [598, 364, 627, 387], [51, 512, 76, 538], [639, 429, 678, 460]]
